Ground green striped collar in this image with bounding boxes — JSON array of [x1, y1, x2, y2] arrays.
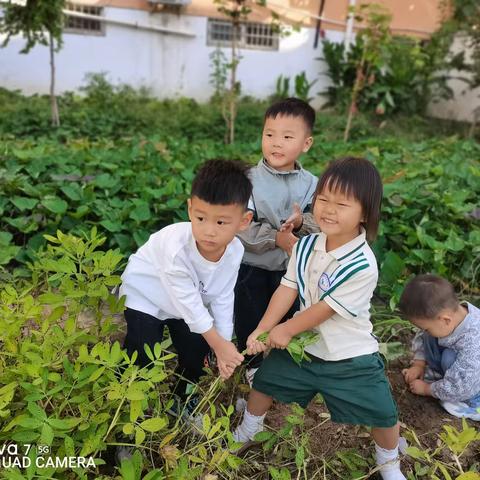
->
[[314, 229, 367, 264]]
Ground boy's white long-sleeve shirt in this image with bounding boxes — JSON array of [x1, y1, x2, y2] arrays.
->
[[119, 222, 244, 340]]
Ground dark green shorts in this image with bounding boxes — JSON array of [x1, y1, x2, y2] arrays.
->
[[252, 349, 398, 428]]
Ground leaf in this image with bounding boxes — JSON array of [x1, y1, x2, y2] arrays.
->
[[444, 230, 465, 252], [0, 231, 13, 246], [135, 426, 146, 445], [380, 251, 405, 284], [123, 423, 135, 435], [11, 196, 38, 211], [100, 220, 123, 233], [40, 422, 54, 446], [18, 417, 44, 429], [253, 431, 274, 442], [405, 446, 428, 460], [133, 230, 150, 247], [0, 245, 21, 265], [64, 435, 75, 456], [140, 417, 168, 433], [95, 173, 117, 189], [295, 445, 305, 469], [27, 402, 47, 420], [126, 387, 146, 402], [88, 366, 106, 383], [11, 430, 40, 443], [38, 291, 64, 305], [144, 344, 154, 362], [130, 203, 151, 222], [202, 414, 211, 434], [142, 471, 165, 480], [41, 196, 68, 214], [456, 474, 480, 480], [130, 399, 142, 423], [61, 184, 83, 201], [47, 417, 82, 430], [119, 457, 136, 480]]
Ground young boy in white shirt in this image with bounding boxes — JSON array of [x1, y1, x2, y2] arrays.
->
[[119, 159, 253, 404]]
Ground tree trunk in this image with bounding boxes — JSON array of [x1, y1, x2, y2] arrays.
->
[[49, 32, 60, 127], [227, 19, 239, 144], [468, 106, 478, 139], [343, 53, 365, 142]]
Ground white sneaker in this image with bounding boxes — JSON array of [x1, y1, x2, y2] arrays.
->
[[375, 444, 406, 480], [441, 400, 480, 421], [377, 460, 406, 480], [245, 367, 258, 388]]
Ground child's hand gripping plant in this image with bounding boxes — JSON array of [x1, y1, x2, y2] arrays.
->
[[245, 331, 320, 365], [199, 332, 320, 424]]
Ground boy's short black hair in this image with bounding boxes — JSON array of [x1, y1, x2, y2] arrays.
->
[[191, 159, 252, 209], [313, 157, 383, 242], [398, 274, 459, 320], [264, 97, 315, 133]]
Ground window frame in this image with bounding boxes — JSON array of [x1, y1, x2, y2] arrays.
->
[[207, 18, 279, 51], [64, 2, 105, 36]]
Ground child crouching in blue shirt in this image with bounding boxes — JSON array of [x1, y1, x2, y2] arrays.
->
[[234, 157, 405, 480], [399, 274, 480, 421]]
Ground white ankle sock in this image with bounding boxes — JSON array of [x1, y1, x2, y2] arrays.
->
[[233, 409, 265, 442], [375, 443, 406, 480]]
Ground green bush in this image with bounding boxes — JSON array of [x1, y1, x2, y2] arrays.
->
[[0, 74, 267, 142]]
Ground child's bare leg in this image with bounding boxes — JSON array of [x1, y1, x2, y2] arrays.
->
[[233, 389, 272, 442], [247, 389, 273, 416], [371, 422, 405, 480], [371, 422, 400, 449]]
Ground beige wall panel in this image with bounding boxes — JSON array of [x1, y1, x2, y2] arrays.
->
[[100, 0, 444, 35], [323, 0, 443, 36]]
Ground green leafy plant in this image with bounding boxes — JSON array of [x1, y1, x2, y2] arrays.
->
[[343, 3, 393, 141], [404, 419, 480, 479], [257, 404, 314, 480], [272, 74, 291, 101], [0, 230, 243, 479], [320, 27, 454, 119], [251, 331, 319, 365], [294, 71, 317, 103]]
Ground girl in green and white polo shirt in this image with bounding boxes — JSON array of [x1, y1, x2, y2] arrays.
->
[[234, 157, 405, 480]]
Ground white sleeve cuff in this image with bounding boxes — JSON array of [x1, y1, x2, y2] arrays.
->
[[186, 313, 214, 335], [214, 322, 234, 341], [280, 276, 298, 290]]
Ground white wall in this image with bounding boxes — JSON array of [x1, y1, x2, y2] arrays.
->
[[0, 6, 336, 102], [428, 35, 480, 123]]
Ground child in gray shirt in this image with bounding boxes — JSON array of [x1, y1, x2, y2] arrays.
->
[[399, 274, 480, 420]]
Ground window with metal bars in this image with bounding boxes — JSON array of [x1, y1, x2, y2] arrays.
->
[[207, 18, 278, 50], [65, 2, 104, 35]]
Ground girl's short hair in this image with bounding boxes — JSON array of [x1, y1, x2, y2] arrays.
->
[[313, 157, 383, 241]]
